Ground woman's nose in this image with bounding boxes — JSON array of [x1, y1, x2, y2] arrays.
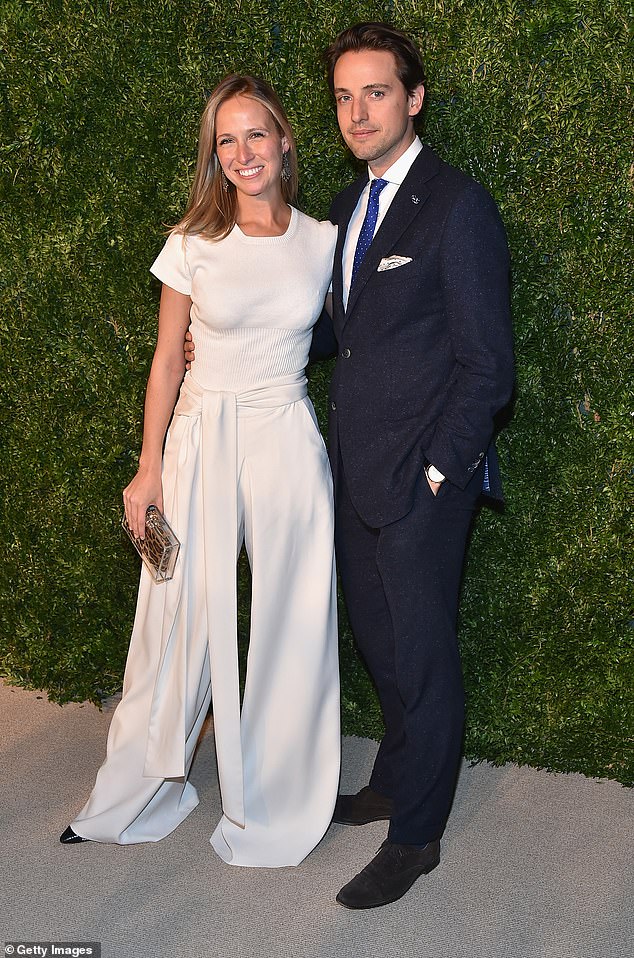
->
[[236, 139, 255, 165]]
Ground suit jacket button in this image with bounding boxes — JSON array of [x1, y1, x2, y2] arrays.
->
[[341, 347, 351, 358], [331, 401, 337, 411]]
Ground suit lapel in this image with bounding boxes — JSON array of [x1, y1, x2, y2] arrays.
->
[[344, 147, 440, 322], [332, 180, 366, 331]]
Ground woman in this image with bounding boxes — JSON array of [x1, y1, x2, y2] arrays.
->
[[60, 75, 340, 867]]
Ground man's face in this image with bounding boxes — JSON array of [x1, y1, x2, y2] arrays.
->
[[333, 49, 424, 176]]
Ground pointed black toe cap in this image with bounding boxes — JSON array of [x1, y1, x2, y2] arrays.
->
[[60, 825, 89, 844]]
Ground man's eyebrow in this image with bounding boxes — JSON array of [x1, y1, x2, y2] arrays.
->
[[334, 83, 392, 94]]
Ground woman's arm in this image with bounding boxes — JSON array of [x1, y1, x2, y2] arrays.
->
[[123, 284, 191, 539]]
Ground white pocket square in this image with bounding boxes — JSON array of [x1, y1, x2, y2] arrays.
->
[[377, 255, 413, 272]]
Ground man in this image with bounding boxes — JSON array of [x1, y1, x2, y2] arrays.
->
[[186, 22, 514, 909], [310, 22, 514, 909]]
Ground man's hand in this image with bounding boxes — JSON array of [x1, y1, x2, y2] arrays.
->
[[184, 329, 195, 369], [426, 476, 442, 497], [425, 464, 445, 497]]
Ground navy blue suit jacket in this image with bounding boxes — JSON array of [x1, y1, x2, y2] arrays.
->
[[311, 144, 514, 527]]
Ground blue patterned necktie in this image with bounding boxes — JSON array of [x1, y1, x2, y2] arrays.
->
[[351, 177, 388, 284]]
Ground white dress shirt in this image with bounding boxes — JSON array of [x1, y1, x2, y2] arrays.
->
[[342, 136, 423, 308]]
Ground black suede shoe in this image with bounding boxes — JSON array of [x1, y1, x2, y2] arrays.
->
[[336, 839, 440, 909], [332, 786, 393, 825], [59, 826, 90, 844]]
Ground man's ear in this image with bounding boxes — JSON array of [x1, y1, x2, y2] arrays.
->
[[409, 84, 425, 117]]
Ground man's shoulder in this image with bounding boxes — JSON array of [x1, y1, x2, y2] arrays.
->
[[410, 144, 487, 196], [416, 145, 500, 213], [327, 144, 487, 209], [328, 175, 366, 223], [326, 144, 497, 224]]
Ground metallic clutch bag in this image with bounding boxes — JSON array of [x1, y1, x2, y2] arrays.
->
[[122, 505, 180, 583]]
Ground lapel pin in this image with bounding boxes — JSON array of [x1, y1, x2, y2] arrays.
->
[[411, 194, 420, 204]]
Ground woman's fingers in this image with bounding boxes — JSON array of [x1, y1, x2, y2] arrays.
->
[[123, 469, 163, 541], [123, 489, 142, 540]]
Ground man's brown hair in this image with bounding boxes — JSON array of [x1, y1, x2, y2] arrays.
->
[[324, 22, 427, 98]]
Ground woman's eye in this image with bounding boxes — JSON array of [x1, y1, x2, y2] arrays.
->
[[218, 138, 232, 146]]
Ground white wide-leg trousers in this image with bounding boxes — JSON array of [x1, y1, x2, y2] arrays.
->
[[72, 387, 340, 867]]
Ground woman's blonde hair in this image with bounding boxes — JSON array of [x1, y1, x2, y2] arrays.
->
[[175, 75, 298, 241]]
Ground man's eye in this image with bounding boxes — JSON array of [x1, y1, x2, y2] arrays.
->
[[370, 90, 385, 98], [336, 95, 351, 104]]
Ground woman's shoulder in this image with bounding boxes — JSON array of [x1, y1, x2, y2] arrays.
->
[[157, 228, 195, 257], [294, 209, 337, 244], [165, 228, 227, 258]]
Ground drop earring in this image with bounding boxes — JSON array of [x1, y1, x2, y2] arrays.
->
[[221, 170, 229, 193], [281, 151, 291, 182]]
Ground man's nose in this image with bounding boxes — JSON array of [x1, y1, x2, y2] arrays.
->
[[350, 98, 368, 123]]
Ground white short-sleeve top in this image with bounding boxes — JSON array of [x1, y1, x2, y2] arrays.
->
[[150, 207, 336, 391]]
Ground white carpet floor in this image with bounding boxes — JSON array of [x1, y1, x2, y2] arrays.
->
[[1, 679, 632, 958]]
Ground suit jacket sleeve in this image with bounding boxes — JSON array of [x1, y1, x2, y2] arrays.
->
[[309, 306, 338, 362], [425, 182, 514, 487]]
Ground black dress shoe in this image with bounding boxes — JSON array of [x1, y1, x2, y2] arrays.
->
[[332, 785, 393, 825], [336, 839, 441, 909], [59, 826, 90, 844]]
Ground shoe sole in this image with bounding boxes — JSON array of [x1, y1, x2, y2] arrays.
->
[[332, 812, 392, 826], [335, 857, 440, 909]]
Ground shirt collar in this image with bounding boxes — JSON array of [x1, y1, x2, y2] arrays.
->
[[368, 136, 423, 187]]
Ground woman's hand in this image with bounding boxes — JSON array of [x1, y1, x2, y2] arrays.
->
[[123, 467, 164, 540]]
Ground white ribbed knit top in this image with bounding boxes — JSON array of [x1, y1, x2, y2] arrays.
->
[[150, 207, 336, 392]]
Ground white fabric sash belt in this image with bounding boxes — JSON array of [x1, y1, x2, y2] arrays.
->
[[143, 374, 307, 829]]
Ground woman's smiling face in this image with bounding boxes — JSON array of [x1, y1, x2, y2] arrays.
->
[[215, 94, 289, 202]]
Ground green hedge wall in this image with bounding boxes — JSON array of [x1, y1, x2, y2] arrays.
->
[[1, 0, 632, 782]]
